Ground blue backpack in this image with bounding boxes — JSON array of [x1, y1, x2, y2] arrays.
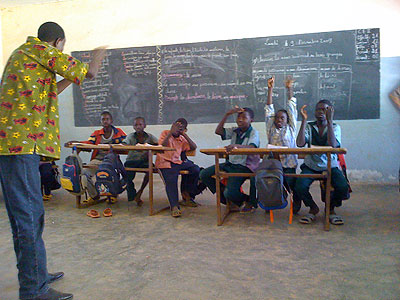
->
[[95, 147, 127, 197], [255, 158, 288, 210], [60, 147, 85, 195]]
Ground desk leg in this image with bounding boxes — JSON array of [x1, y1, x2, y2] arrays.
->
[[215, 155, 222, 226], [324, 153, 332, 231], [76, 195, 81, 208], [148, 150, 154, 216]]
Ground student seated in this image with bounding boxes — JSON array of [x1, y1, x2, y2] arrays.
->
[[122, 116, 158, 206], [65, 111, 126, 203], [295, 100, 349, 225], [200, 107, 260, 213], [265, 76, 301, 212], [39, 161, 61, 201], [155, 118, 200, 217]]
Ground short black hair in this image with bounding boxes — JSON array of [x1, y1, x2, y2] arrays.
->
[[242, 107, 255, 119], [175, 118, 188, 128], [101, 111, 113, 120], [37, 22, 65, 42], [316, 99, 333, 107], [134, 116, 146, 123]]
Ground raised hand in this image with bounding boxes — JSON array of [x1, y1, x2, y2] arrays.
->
[[300, 105, 308, 120], [170, 121, 183, 135], [267, 76, 275, 88], [285, 75, 294, 89], [326, 106, 334, 122], [227, 105, 244, 116]]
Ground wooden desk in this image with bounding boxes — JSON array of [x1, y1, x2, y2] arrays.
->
[[65, 143, 174, 215], [200, 147, 347, 230]]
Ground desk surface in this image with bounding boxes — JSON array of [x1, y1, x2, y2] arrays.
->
[[200, 147, 347, 155], [65, 143, 174, 152]]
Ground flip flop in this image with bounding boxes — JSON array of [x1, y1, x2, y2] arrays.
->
[[171, 207, 182, 218], [329, 214, 344, 225], [103, 208, 113, 217], [299, 213, 316, 224], [86, 209, 100, 218]]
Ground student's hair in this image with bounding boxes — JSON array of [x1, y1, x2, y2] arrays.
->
[[175, 118, 188, 128], [242, 107, 255, 119], [101, 111, 113, 120], [37, 22, 65, 42], [276, 109, 290, 122], [316, 99, 333, 107], [134, 116, 146, 123]]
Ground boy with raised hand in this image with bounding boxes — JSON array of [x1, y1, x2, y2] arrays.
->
[[200, 106, 260, 213], [0, 22, 106, 300], [122, 116, 158, 206], [155, 118, 200, 217], [295, 100, 349, 225], [265, 75, 301, 212]]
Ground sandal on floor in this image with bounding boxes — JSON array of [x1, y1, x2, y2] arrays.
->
[[103, 208, 113, 217], [86, 209, 100, 218], [171, 206, 182, 218], [329, 214, 344, 225], [299, 213, 316, 224]]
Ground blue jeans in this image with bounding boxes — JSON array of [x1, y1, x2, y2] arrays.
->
[[0, 154, 49, 299]]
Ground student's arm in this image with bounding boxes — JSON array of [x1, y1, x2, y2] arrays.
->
[[160, 123, 180, 147], [266, 76, 274, 105], [326, 106, 338, 148], [296, 105, 308, 147], [149, 134, 159, 145], [389, 86, 400, 110], [215, 106, 244, 137], [264, 77, 275, 136], [285, 75, 294, 100], [181, 132, 197, 151]]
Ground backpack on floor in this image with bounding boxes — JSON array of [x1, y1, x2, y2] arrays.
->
[[95, 146, 127, 197], [255, 158, 288, 210], [60, 146, 85, 195], [40, 162, 61, 192]]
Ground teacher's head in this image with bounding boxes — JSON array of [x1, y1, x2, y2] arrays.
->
[[38, 21, 66, 51]]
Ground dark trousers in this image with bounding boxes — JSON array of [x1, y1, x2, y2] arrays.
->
[[200, 162, 256, 207], [295, 164, 349, 210], [159, 161, 200, 209], [124, 159, 148, 201], [0, 154, 49, 299]]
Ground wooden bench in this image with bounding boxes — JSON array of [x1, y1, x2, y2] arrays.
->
[[201, 147, 347, 231], [76, 148, 196, 215]]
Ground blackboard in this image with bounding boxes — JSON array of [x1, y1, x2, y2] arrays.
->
[[72, 28, 380, 126]]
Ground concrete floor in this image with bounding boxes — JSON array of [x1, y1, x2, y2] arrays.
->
[[0, 179, 399, 300]]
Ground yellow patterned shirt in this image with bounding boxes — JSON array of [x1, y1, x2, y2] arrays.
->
[[0, 36, 88, 160]]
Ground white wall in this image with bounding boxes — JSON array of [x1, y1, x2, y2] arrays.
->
[[1, 0, 400, 182]]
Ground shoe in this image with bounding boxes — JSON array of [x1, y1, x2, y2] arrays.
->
[[181, 191, 199, 207], [43, 194, 52, 201], [30, 288, 73, 300], [48, 272, 64, 284], [240, 202, 256, 213], [106, 196, 118, 204], [181, 198, 199, 207], [86, 209, 100, 218], [103, 208, 113, 217], [227, 201, 241, 212], [171, 206, 182, 218]]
